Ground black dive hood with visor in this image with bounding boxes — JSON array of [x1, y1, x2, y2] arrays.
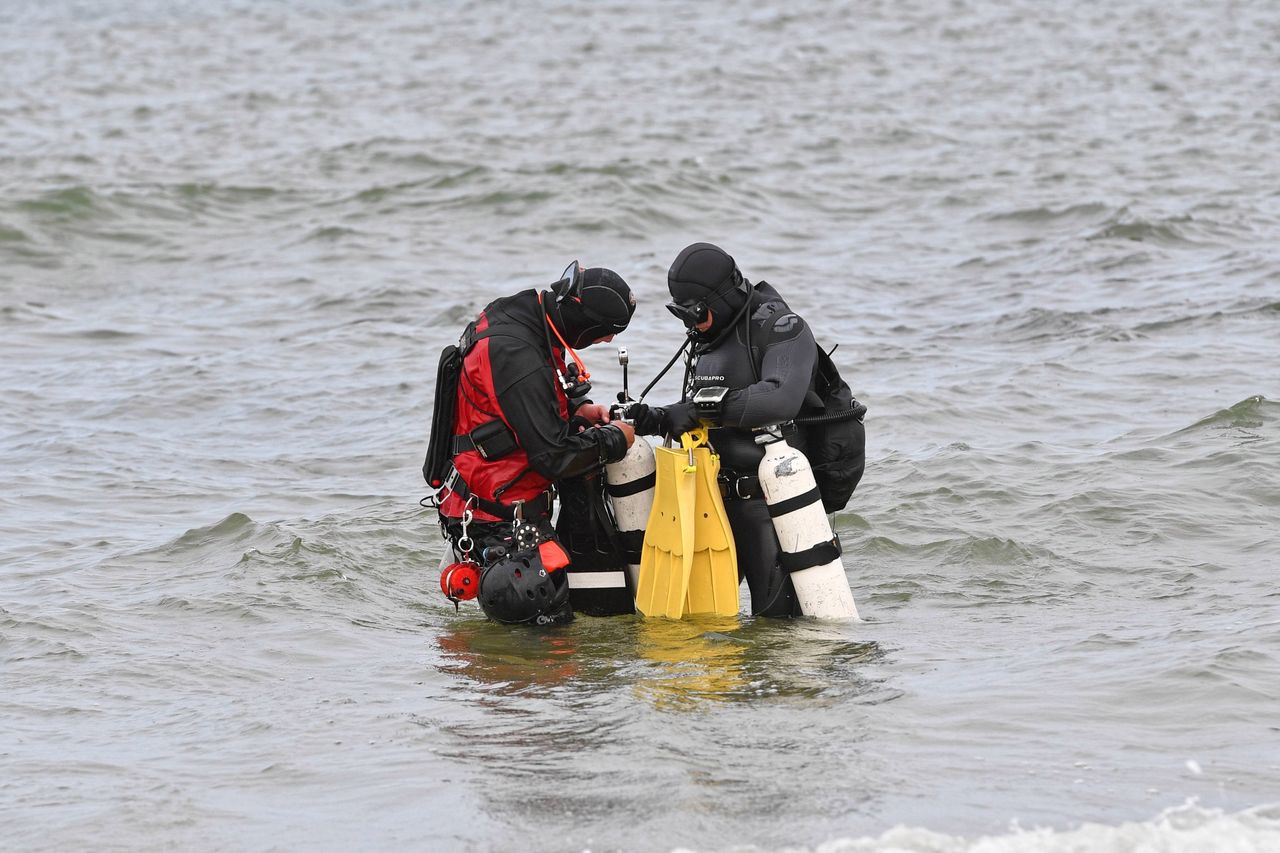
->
[[666, 242, 753, 343], [545, 263, 636, 349]]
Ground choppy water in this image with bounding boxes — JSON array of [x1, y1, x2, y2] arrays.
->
[[3, 0, 1280, 850]]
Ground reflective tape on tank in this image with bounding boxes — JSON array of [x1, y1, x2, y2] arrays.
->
[[766, 485, 823, 518], [566, 570, 629, 589], [779, 536, 843, 573], [606, 472, 656, 498]]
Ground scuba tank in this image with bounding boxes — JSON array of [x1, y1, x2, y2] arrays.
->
[[755, 426, 860, 619], [603, 347, 656, 592], [605, 434, 656, 592]]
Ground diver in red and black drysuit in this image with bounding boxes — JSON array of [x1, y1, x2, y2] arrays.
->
[[628, 243, 865, 617], [430, 264, 637, 624]]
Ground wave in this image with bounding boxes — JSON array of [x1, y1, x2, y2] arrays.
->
[[975, 203, 1240, 249], [959, 290, 1276, 345], [0, 607, 92, 663], [349, 168, 490, 204], [0, 302, 61, 323], [299, 225, 364, 243], [1134, 297, 1280, 334], [1178, 395, 1275, 433], [173, 182, 285, 205], [1, 148, 760, 269], [749, 801, 1280, 853], [75, 328, 143, 340], [982, 202, 1113, 225], [139, 506, 436, 586], [7, 182, 302, 226], [14, 186, 109, 221], [2, 182, 272, 264], [1086, 213, 1218, 248], [319, 137, 479, 172], [142, 512, 302, 576], [981, 306, 1129, 344], [857, 531, 1071, 605], [0, 223, 30, 242]]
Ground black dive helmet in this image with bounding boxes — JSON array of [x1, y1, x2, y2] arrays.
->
[[477, 549, 573, 626], [666, 242, 752, 336]]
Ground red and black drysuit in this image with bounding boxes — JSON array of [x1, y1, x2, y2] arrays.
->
[[436, 289, 630, 556]]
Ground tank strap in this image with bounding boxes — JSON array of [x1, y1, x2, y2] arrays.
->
[[779, 535, 842, 573], [765, 485, 822, 518], [616, 529, 645, 565], [605, 472, 656, 498]]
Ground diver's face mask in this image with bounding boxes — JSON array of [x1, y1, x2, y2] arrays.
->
[[666, 298, 709, 328], [665, 273, 750, 330], [554, 260, 630, 339], [547, 260, 594, 401], [554, 260, 583, 298]]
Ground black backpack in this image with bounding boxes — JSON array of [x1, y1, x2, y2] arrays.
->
[[422, 336, 467, 490], [741, 310, 867, 514], [796, 346, 866, 513]]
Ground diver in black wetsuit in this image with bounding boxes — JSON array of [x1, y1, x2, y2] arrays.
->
[[629, 242, 834, 617]]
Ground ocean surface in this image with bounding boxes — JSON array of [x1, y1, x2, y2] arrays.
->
[[3, 0, 1279, 850]]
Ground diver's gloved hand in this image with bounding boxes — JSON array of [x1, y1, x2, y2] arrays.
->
[[573, 402, 612, 425], [595, 422, 632, 463], [623, 403, 665, 436], [660, 402, 700, 437]]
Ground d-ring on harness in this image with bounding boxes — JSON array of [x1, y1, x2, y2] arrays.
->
[[440, 500, 481, 609]]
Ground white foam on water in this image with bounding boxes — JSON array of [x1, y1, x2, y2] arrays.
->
[[669, 802, 1280, 853]]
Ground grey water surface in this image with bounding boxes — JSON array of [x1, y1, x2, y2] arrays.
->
[[3, 1, 1280, 851]]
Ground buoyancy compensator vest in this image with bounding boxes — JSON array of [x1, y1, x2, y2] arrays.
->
[[796, 346, 867, 513], [422, 318, 538, 493]]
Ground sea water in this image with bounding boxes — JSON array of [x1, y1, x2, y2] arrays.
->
[[3, 1, 1279, 850]]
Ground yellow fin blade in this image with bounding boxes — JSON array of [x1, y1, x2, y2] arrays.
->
[[684, 444, 739, 617], [636, 446, 696, 618]]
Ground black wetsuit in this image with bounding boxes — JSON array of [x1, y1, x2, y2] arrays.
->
[[688, 282, 824, 617]]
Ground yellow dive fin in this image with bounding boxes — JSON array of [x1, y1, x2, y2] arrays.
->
[[682, 428, 739, 617], [635, 428, 739, 619], [635, 438, 696, 618]]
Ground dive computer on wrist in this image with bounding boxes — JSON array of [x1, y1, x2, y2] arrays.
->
[[691, 386, 730, 425]]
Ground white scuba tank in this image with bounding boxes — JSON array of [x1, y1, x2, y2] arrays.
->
[[756, 429, 860, 619], [605, 433, 656, 592]]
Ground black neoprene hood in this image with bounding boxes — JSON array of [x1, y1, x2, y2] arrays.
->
[[557, 267, 635, 347], [667, 242, 750, 340], [667, 242, 740, 305]]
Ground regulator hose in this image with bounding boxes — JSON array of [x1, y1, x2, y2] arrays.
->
[[793, 401, 867, 426]]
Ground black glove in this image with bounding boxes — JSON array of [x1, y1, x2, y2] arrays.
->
[[660, 401, 700, 437], [623, 402, 666, 436], [595, 423, 630, 464]]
